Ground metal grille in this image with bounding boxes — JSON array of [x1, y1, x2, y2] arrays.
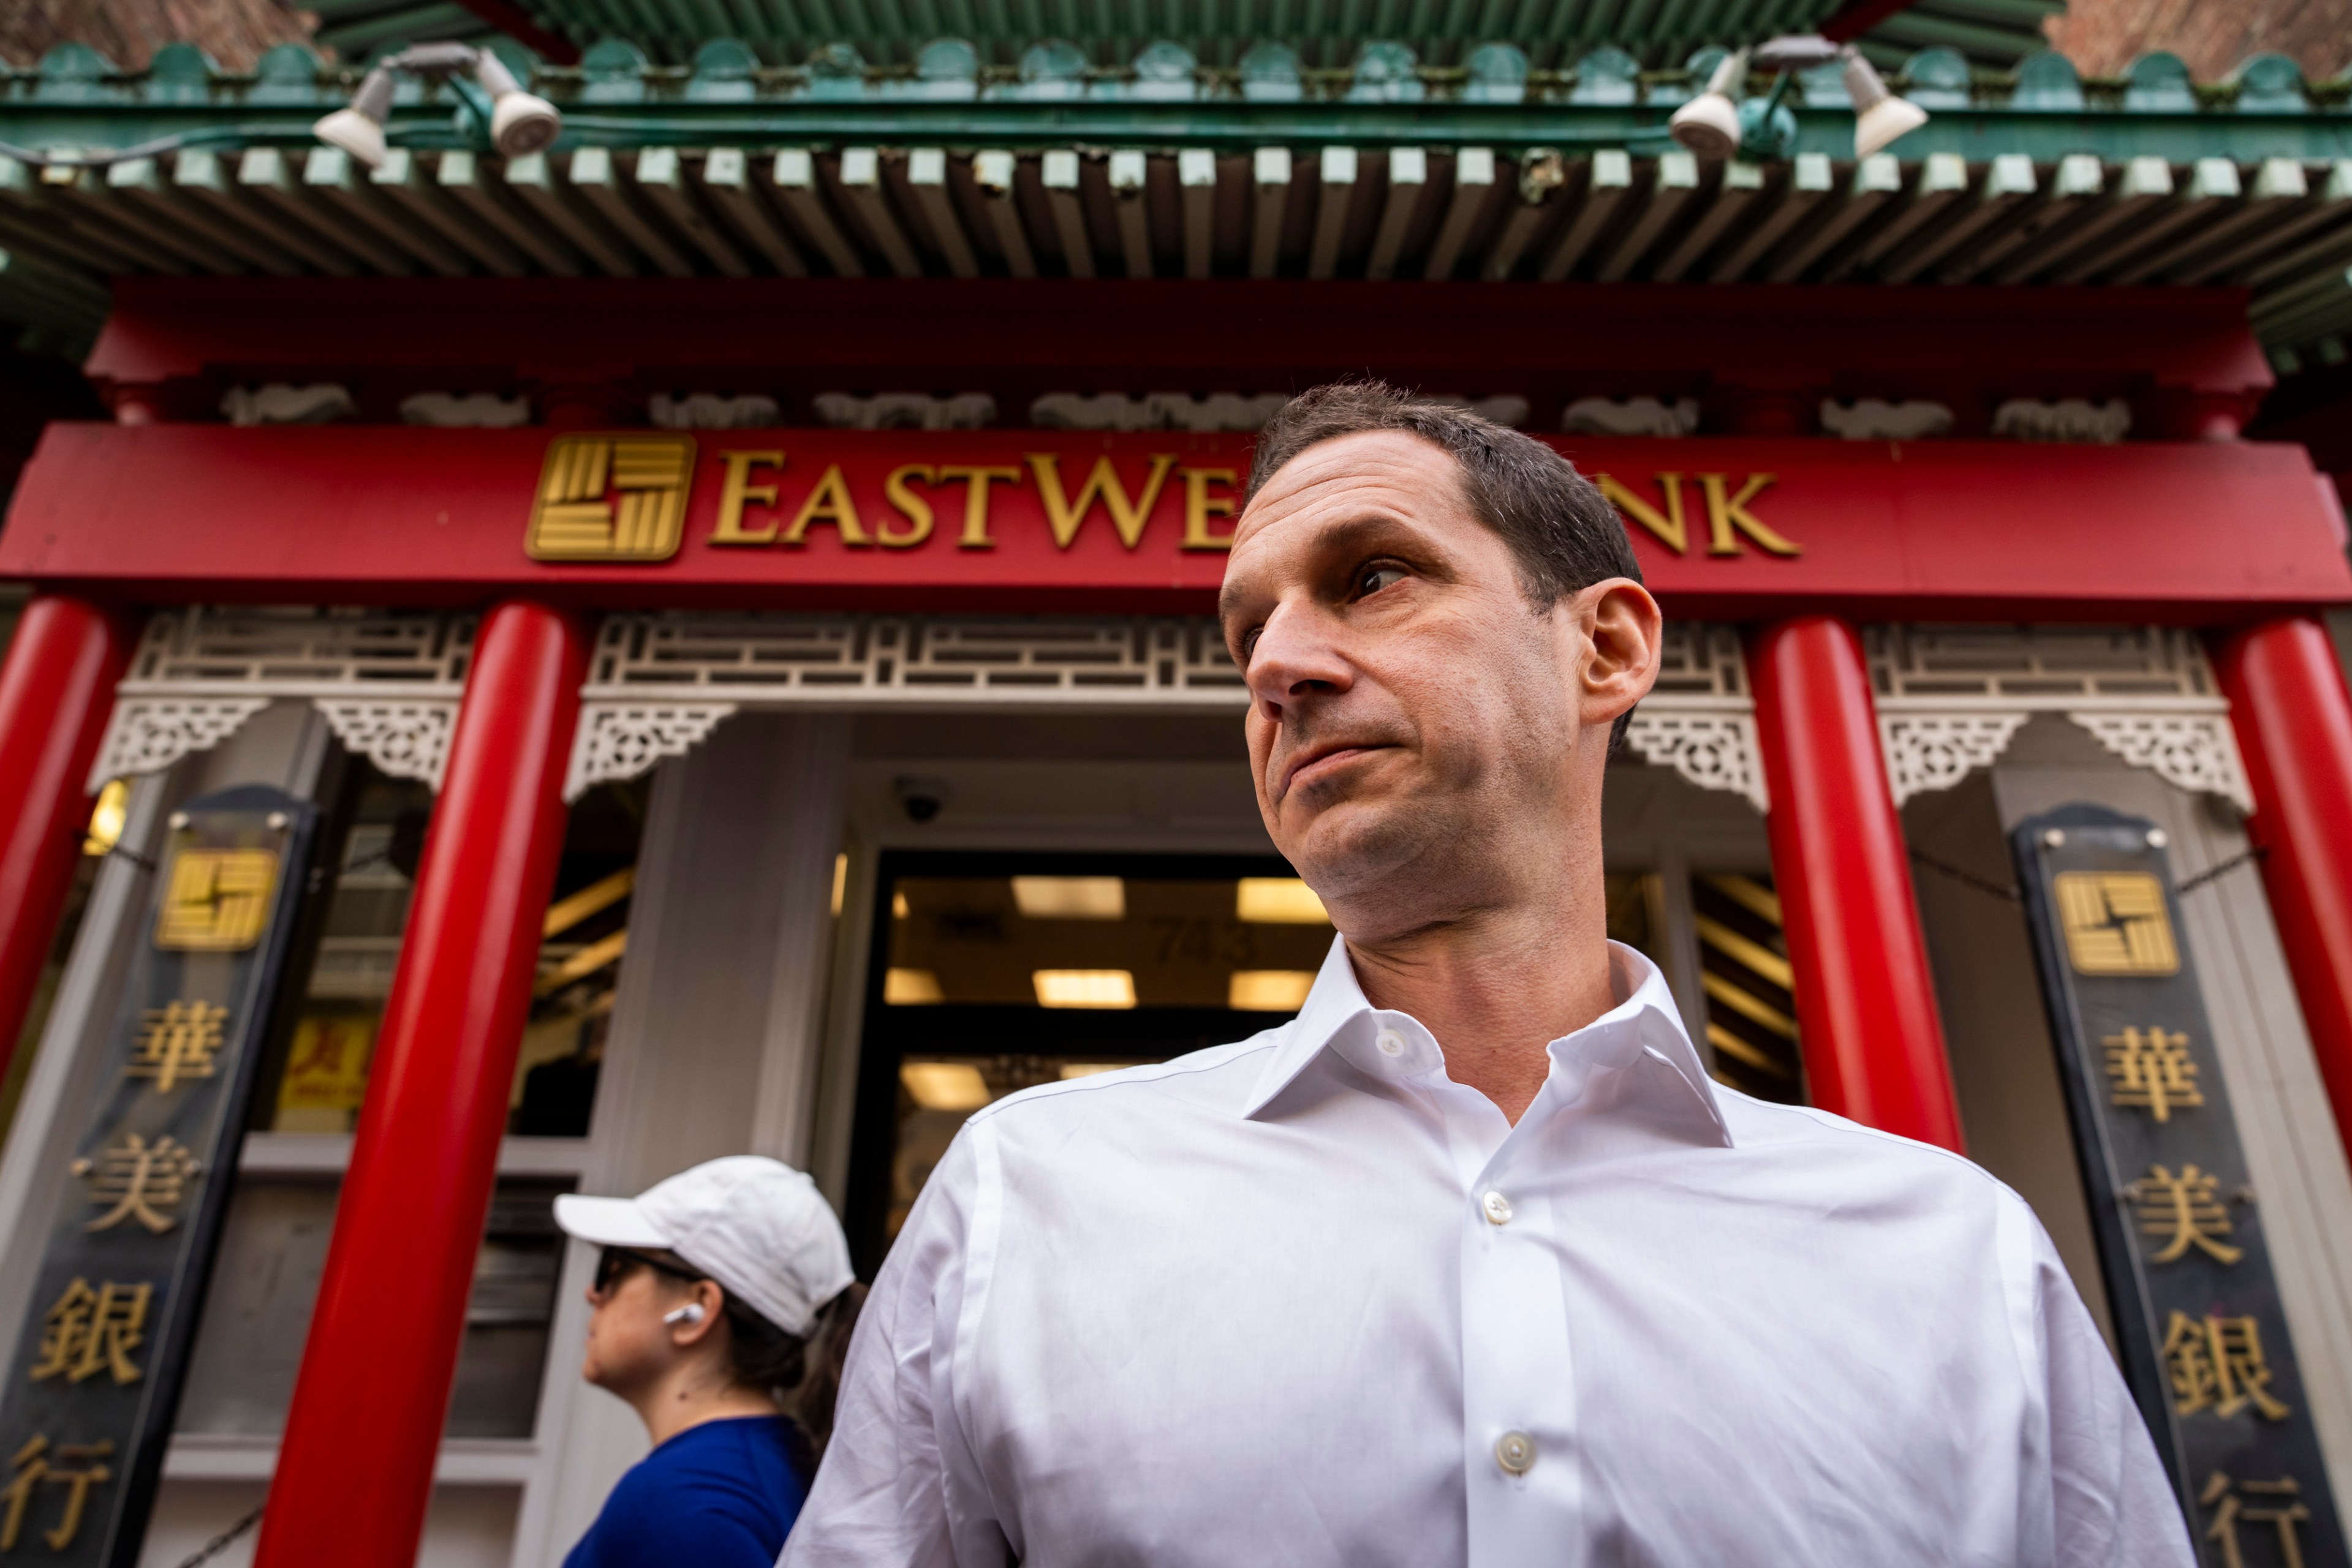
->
[[1691, 872, 1804, 1104]]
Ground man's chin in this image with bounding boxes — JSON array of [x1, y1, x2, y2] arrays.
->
[[1279, 799, 1445, 904]]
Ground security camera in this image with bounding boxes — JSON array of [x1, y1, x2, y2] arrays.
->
[[894, 777, 948, 824]]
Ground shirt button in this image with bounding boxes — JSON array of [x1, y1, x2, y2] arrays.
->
[[1481, 1189, 1513, 1226], [1496, 1431, 1536, 1476], [1375, 1028, 1405, 1057]]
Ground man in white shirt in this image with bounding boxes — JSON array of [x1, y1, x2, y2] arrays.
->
[[784, 383, 2194, 1566]]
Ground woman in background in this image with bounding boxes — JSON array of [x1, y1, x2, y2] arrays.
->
[[554, 1156, 864, 1567]]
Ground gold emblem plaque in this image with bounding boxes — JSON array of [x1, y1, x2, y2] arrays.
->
[[154, 848, 279, 951], [526, 433, 696, 562], [2054, 871, 2180, 976]]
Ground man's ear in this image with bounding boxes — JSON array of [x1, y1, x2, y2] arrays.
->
[[1578, 579, 1663, 733]]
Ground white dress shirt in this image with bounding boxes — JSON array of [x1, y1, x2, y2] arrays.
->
[[786, 938, 2193, 1567]]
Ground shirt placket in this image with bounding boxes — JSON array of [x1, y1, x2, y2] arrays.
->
[[1397, 1023, 1584, 1567]]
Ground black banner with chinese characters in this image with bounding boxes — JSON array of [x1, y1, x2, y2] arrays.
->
[[0, 786, 313, 1566], [2014, 803, 2347, 1568]]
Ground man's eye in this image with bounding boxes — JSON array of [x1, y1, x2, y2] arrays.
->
[[1358, 565, 1407, 597], [1241, 628, 1263, 663]]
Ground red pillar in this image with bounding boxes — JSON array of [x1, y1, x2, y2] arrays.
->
[[2213, 616, 2352, 1153], [0, 595, 130, 1090], [1749, 616, 1965, 1151], [255, 600, 588, 1568]]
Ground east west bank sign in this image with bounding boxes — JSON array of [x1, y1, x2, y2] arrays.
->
[[3, 426, 2347, 620]]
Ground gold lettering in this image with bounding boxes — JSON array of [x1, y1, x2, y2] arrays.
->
[[879, 466, 937, 548], [1180, 467, 1238, 551], [782, 464, 872, 547], [1027, 453, 1179, 550], [1700, 472, 1798, 556], [1596, 473, 1686, 553], [709, 450, 784, 545], [937, 465, 1023, 549]]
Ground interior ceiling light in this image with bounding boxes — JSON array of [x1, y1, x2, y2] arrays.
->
[[1230, 970, 1318, 1011], [1034, 970, 1137, 1009], [1235, 878, 1331, 925], [312, 42, 562, 170], [884, 967, 945, 1005], [1012, 876, 1126, 920], [901, 1061, 992, 1110]]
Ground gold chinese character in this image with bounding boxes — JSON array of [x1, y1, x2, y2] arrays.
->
[[2131, 1163, 2243, 1265], [1, 1436, 115, 1552], [2055, 871, 2180, 976], [154, 847, 279, 951], [2106, 1026, 2204, 1122], [2164, 1311, 2291, 1421], [126, 1000, 227, 1094], [70, 1133, 199, 1234], [526, 433, 695, 562], [2202, 1472, 2312, 1568], [28, 1279, 150, 1385]]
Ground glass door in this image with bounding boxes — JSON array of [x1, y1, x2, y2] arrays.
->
[[845, 851, 1335, 1275]]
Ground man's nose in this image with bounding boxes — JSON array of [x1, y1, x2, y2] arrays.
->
[[1246, 601, 1353, 716]]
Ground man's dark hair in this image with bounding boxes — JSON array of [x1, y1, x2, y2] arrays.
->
[[1247, 381, 1646, 748]]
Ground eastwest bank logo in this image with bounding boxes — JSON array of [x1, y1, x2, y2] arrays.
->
[[522, 435, 1799, 564]]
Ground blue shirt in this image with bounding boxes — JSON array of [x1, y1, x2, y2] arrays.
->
[[565, 1415, 808, 1568]]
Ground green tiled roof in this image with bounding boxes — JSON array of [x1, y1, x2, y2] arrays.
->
[[297, 0, 2062, 70], [3, 33, 2350, 371]]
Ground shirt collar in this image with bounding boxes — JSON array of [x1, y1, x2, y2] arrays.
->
[[1241, 934, 1734, 1148]]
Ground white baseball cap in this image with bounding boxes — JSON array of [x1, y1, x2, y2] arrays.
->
[[554, 1156, 855, 1337]]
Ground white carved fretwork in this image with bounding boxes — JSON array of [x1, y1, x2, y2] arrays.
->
[[567, 614, 1774, 809], [90, 698, 271, 791], [1623, 713, 1769, 813], [97, 608, 474, 790], [565, 703, 739, 803], [122, 606, 476, 688], [1878, 715, 2032, 805], [1622, 622, 1767, 810], [583, 614, 1250, 704], [1867, 625, 2249, 808], [314, 700, 460, 790], [2067, 714, 2253, 812]]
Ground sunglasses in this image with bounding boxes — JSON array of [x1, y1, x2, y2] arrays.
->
[[592, 1246, 704, 1296]]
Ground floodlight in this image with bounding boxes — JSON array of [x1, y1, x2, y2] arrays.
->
[[311, 66, 394, 167], [1845, 47, 1929, 159], [1753, 33, 1840, 70], [311, 46, 562, 167], [475, 50, 564, 158], [1668, 50, 1747, 160]]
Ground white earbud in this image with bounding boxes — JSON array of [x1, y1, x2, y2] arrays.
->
[[663, 1303, 706, 1325]]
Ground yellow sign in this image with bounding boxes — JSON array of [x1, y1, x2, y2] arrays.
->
[[275, 1014, 376, 1128], [527, 433, 697, 562], [2055, 871, 2179, 976], [2201, 1472, 2312, 1568], [154, 848, 278, 951], [29, 1280, 149, 1386], [1594, 472, 1799, 557], [2105, 1025, 2204, 1123], [126, 1000, 227, 1093], [2132, 1163, 2242, 1265], [2164, 1311, 2291, 1422], [70, 1134, 198, 1235], [1, 1437, 113, 1552]]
